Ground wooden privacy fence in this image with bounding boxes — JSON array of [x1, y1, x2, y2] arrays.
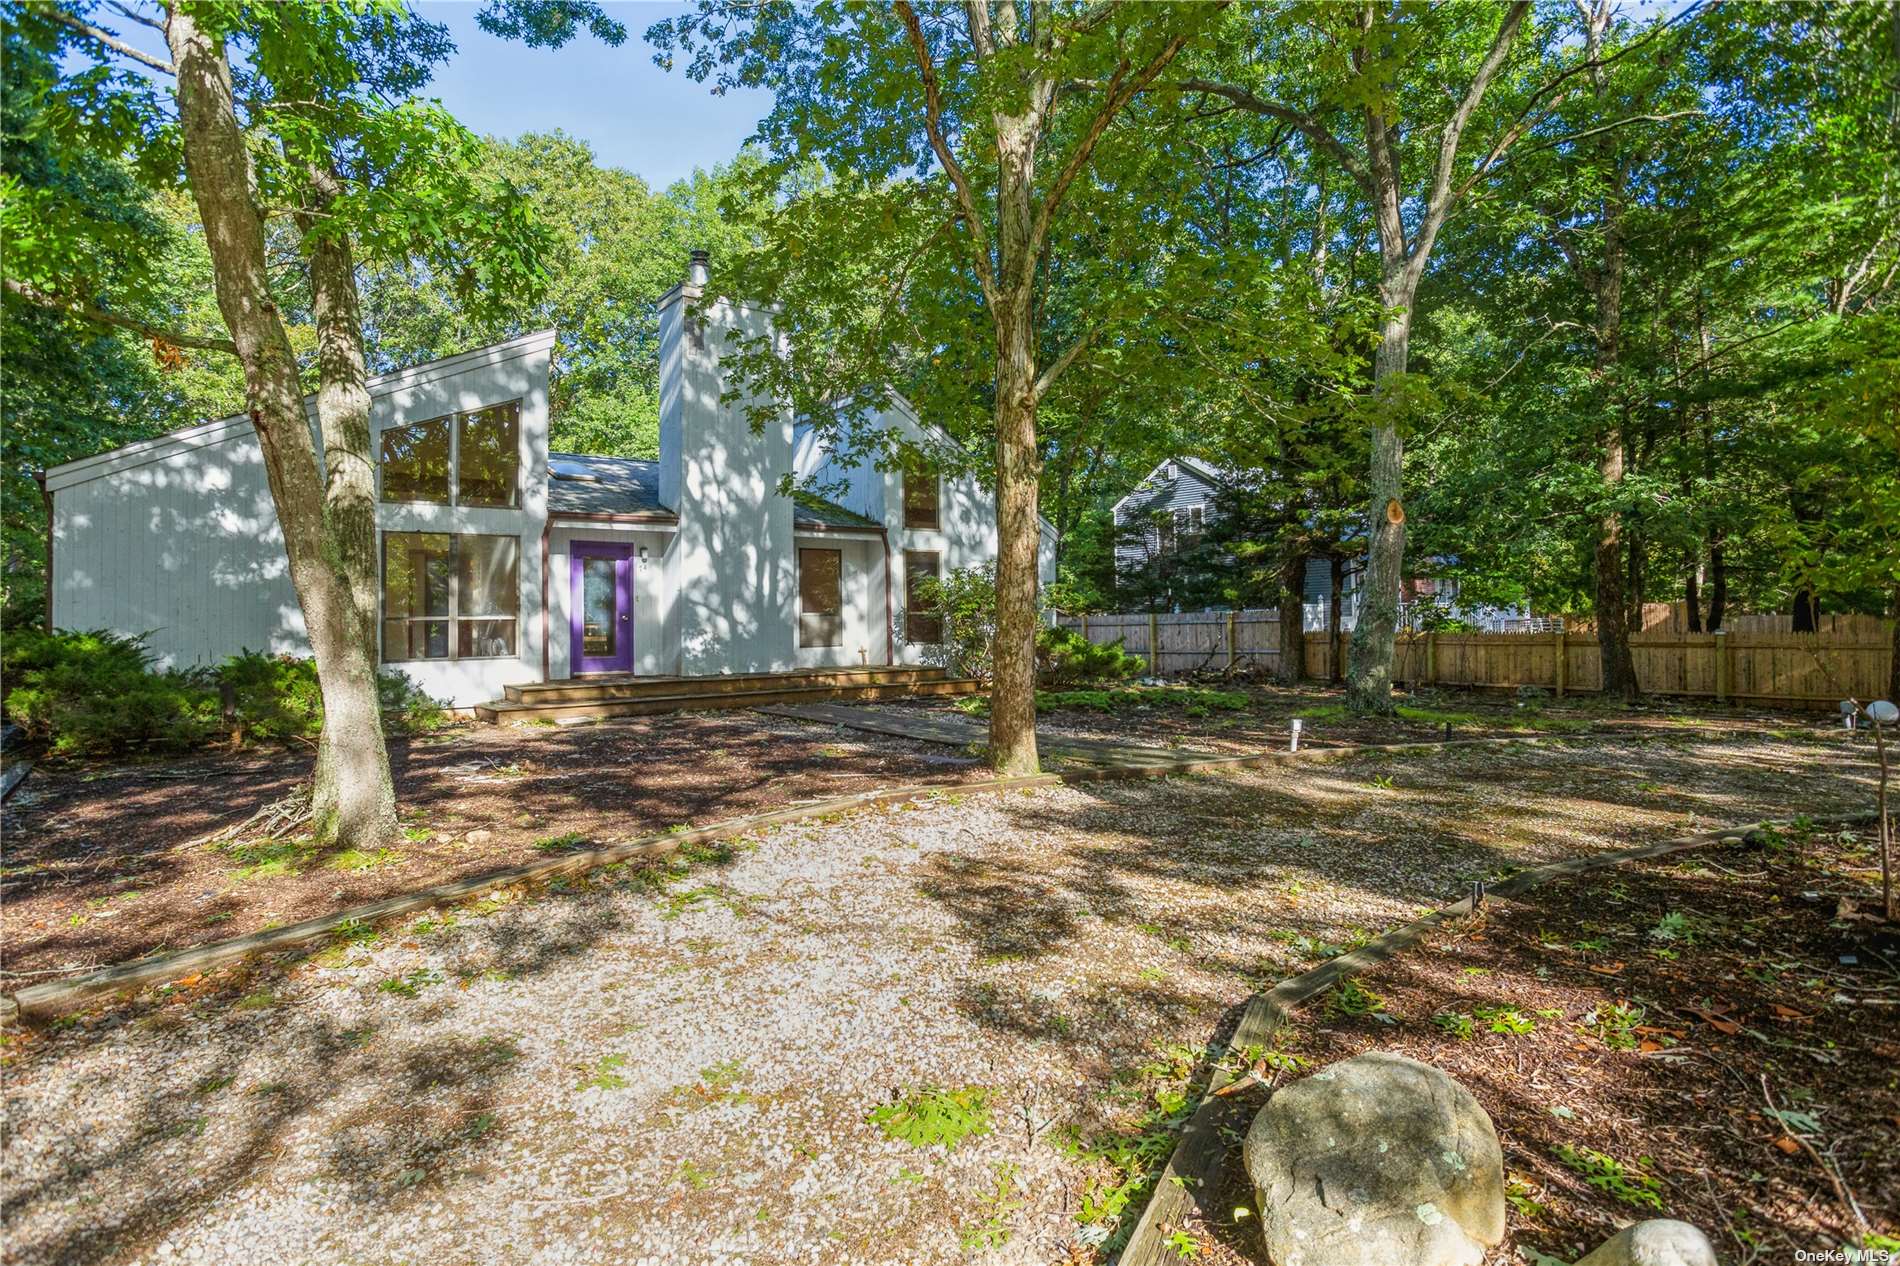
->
[[1057, 611, 1896, 709]]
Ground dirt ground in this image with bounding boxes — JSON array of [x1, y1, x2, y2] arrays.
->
[[902, 682, 1831, 756], [0, 727, 1885, 1266], [0, 712, 991, 977], [0, 691, 1843, 981], [1197, 820, 1900, 1265]]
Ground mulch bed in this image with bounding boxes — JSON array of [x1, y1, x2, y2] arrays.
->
[[1190, 819, 1900, 1263], [0, 712, 992, 979]]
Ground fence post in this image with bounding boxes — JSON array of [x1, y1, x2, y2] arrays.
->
[[1080, 612, 1089, 642], [1554, 627, 1567, 698], [1713, 629, 1729, 703], [1426, 631, 1438, 687], [1148, 611, 1160, 672], [1226, 609, 1237, 673]]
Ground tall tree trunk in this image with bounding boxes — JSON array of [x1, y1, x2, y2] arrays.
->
[[1278, 548, 1306, 685], [1706, 534, 1727, 631], [167, 10, 397, 846], [1581, 0, 1639, 702], [299, 178, 398, 845], [1684, 549, 1702, 633], [987, 123, 1041, 777], [1347, 277, 1410, 713]]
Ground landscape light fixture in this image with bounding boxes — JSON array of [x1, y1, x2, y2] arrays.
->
[[1840, 698, 1857, 730], [1289, 718, 1302, 752]]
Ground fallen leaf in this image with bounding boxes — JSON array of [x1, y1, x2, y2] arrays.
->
[[1773, 1136, 1801, 1156], [175, 973, 203, 988], [1686, 1007, 1741, 1035], [1638, 1039, 1663, 1053], [1769, 1004, 1813, 1021], [1587, 961, 1626, 976]]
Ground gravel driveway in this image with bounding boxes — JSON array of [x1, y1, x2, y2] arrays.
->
[[1, 732, 1876, 1266]]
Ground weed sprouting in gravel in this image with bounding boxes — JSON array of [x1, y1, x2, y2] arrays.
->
[[868, 1085, 992, 1150]]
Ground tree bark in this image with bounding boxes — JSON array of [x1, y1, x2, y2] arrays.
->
[[987, 120, 1042, 777], [1684, 550, 1702, 633], [167, 10, 397, 846], [1706, 534, 1726, 631], [1346, 281, 1410, 713], [298, 176, 398, 845], [1582, 0, 1639, 703], [1277, 548, 1306, 685]]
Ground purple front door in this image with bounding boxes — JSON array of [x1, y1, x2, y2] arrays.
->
[[571, 542, 634, 674]]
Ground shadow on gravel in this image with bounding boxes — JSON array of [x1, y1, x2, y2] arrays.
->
[[1, 880, 644, 1266]]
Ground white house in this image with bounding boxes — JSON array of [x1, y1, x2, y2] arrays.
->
[[42, 253, 1055, 707]]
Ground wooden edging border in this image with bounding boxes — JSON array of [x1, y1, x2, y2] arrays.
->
[[1116, 808, 1880, 1266], [0, 727, 1717, 1025]]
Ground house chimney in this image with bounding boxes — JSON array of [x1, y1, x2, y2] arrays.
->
[[688, 249, 710, 288]]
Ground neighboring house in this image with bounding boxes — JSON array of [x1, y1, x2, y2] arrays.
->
[[1110, 456, 1226, 574], [42, 253, 1055, 707], [1110, 455, 1525, 628]]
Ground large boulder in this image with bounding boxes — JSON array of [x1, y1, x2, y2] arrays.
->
[[1243, 1051, 1505, 1266], [1575, 1220, 1718, 1266]]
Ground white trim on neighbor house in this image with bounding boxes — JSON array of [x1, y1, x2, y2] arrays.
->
[[1108, 456, 1231, 519]]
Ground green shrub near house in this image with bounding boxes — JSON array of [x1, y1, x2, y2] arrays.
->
[[2, 630, 445, 756], [920, 564, 1147, 687]]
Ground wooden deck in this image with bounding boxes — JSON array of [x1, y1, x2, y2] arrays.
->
[[473, 666, 981, 724]]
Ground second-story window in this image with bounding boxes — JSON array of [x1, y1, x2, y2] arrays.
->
[[902, 456, 940, 530], [381, 400, 520, 508]]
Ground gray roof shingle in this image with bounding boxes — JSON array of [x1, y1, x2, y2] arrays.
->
[[547, 452, 881, 531]]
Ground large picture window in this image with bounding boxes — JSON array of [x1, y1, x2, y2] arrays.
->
[[380, 400, 520, 507], [382, 532, 519, 661], [798, 548, 844, 648], [904, 549, 942, 643], [902, 457, 940, 530], [380, 417, 451, 504]]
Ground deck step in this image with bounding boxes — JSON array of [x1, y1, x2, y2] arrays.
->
[[501, 665, 950, 705], [475, 676, 982, 724]]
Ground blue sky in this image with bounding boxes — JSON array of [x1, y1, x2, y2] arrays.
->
[[417, 2, 774, 189]]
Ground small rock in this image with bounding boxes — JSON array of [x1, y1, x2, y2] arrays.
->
[[1575, 1219, 1718, 1266], [1244, 1051, 1504, 1266], [465, 829, 494, 846], [1719, 835, 1744, 845]]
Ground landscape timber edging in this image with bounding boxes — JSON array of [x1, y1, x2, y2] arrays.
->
[[0, 727, 1718, 1024], [1114, 808, 1881, 1266]]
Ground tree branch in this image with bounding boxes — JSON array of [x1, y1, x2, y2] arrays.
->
[[5, 278, 238, 354], [1411, 0, 1530, 280], [1169, 78, 1374, 196], [46, 8, 175, 75], [895, 1, 998, 308], [1027, 12, 1213, 264], [1033, 323, 1101, 403]]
